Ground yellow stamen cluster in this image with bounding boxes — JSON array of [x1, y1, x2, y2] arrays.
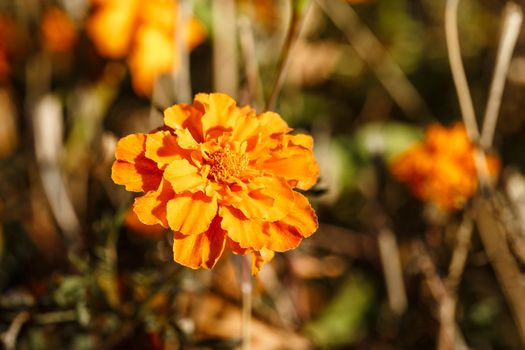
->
[[206, 145, 248, 183]]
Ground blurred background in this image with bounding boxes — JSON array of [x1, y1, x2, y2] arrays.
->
[[1, 0, 525, 349]]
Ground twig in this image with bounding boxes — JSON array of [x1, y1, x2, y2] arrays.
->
[[446, 209, 474, 292], [212, 0, 238, 97], [445, 0, 479, 141], [316, 0, 431, 119], [238, 16, 264, 110], [33, 95, 82, 252], [414, 241, 469, 350], [475, 196, 525, 347], [377, 227, 408, 316], [266, 0, 312, 111], [33, 310, 77, 324], [240, 255, 252, 350], [480, 3, 523, 150], [1, 311, 30, 350]]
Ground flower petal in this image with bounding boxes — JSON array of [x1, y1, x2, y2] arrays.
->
[[166, 192, 217, 235], [133, 179, 174, 227], [281, 192, 318, 238], [258, 111, 291, 136], [219, 206, 267, 250], [250, 248, 274, 275], [172, 216, 226, 269], [164, 103, 204, 141], [230, 177, 294, 221], [258, 140, 319, 190], [145, 130, 187, 168], [198, 93, 242, 135], [225, 239, 274, 275], [112, 133, 162, 192], [264, 222, 302, 252], [163, 158, 206, 193], [175, 128, 200, 149]]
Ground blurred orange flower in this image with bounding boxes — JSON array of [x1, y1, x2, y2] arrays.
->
[[124, 207, 166, 239], [112, 93, 319, 274], [0, 16, 15, 82], [41, 8, 77, 54], [391, 123, 500, 211], [87, 0, 206, 96]]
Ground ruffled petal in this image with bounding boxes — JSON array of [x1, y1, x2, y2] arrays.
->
[[280, 192, 318, 238], [230, 177, 294, 221], [258, 138, 319, 190], [172, 216, 226, 269], [133, 179, 174, 228], [198, 93, 242, 135], [264, 222, 302, 252], [225, 239, 274, 275], [174, 128, 200, 149], [231, 115, 260, 144], [112, 133, 162, 192], [145, 130, 187, 168], [166, 192, 218, 235], [251, 248, 275, 275], [163, 158, 207, 193], [219, 206, 267, 250], [164, 100, 204, 141], [258, 111, 291, 136]]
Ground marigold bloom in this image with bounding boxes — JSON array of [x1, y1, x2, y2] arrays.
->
[[391, 123, 500, 211], [41, 8, 77, 54], [112, 93, 320, 273], [87, 0, 206, 96]]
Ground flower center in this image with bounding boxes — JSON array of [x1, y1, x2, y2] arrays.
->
[[207, 145, 248, 183]]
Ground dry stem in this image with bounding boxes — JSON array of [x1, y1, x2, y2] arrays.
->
[[241, 255, 253, 350], [445, 0, 479, 141], [480, 3, 523, 150], [316, 0, 430, 119]]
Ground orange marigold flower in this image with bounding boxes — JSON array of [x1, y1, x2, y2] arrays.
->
[[87, 0, 206, 96], [112, 93, 320, 274], [391, 123, 500, 211], [41, 8, 77, 54]]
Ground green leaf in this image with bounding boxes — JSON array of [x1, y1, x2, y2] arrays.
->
[[304, 274, 375, 348]]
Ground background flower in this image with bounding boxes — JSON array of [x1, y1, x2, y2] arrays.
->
[[391, 123, 500, 210], [87, 0, 206, 96]]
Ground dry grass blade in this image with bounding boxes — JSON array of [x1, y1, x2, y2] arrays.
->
[[445, 0, 480, 141], [481, 3, 523, 150], [33, 95, 82, 252], [316, 0, 431, 119], [475, 197, 525, 347], [213, 0, 238, 97]]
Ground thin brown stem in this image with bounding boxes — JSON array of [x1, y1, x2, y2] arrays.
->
[[480, 3, 523, 150], [378, 227, 408, 316], [316, 0, 431, 119], [445, 0, 480, 141], [414, 241, 469, 350], [174, 0, 192, 104], [212, 0, 238, 98], [266, 1, 312, 111], [238, 16, 264, 110], [241, 254, 252, 350], [446, 210, 474, 292], [1, 311, 30, 350]]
